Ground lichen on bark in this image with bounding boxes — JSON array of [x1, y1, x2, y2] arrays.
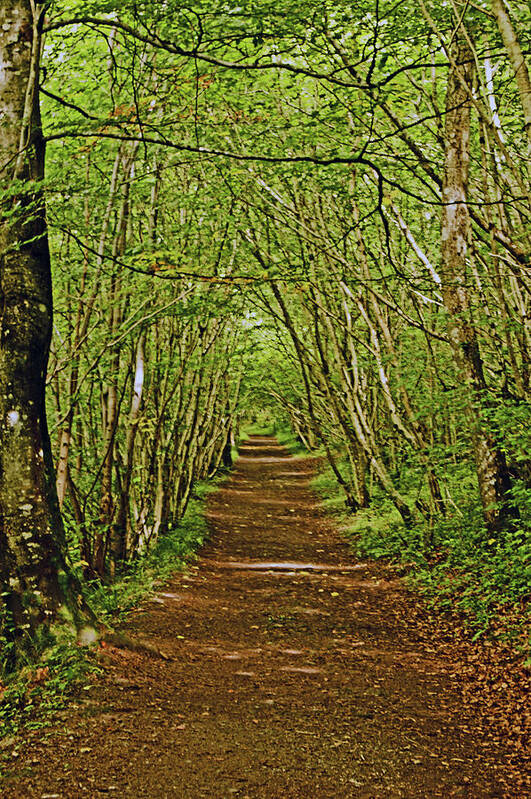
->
[[0, 0, 95, 668]]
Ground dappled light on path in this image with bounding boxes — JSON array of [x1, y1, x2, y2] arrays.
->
[[210, 561, 367, 572], [3, 436, 526, 798]]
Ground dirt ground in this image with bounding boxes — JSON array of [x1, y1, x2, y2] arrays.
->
[[2, 437, 530, 798]]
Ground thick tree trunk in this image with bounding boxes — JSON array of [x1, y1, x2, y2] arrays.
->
[[441, 33, 514, 536], [0, 0, 93, 664]]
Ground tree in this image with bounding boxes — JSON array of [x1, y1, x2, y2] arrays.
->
[[0, 0, 92, 666], [440, 30, 515, 535], [1, 0, 529, 668]]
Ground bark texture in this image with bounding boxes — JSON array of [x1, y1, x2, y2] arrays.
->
[[441, 33, 514, 536], [491, 0, 531, 145], [0, 0, 87, 663]]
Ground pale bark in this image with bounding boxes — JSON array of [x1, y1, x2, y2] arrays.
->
[[95, 146, 137, 575], [491, 0, 531, 145], [114, 330, 146, 564], [441, 33, 515, 535]]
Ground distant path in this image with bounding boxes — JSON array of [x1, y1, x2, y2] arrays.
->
[[3, 437, 528, 797]]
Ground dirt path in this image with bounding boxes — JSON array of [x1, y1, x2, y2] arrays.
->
[[3, 437, 529, 798]]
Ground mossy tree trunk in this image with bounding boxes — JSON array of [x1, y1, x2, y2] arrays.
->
[[0, 0, 90, 666]]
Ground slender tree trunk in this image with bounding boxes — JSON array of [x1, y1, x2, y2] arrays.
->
[[221, 424, 233, 469], [95, 146, 137, 575], [491, 0, 531, 146], [114, 330, 146, 562]]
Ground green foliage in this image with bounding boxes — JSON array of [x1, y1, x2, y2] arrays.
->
[[483, 399, 531, 471], [274, 426, 309, 456], [0, 643, 95, 743], [0, 482, 214, 740], [89, 485, 212, 622], [313, 459, 531, 655]]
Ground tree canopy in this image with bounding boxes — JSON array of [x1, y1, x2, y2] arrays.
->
[[0, 0, 529, 667]]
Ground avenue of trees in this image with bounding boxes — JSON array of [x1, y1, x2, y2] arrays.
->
[[0, 0, 529, 666]]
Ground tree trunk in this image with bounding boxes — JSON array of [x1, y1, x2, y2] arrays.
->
[[222, 425, 233, 469], [95, 146, 136, 575], [113, 331, 146, 565], [441, 33, 514, 535], [0, 0, 93, 665], [491, 0, 531, 146]]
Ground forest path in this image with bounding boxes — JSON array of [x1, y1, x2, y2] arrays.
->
[[3, 437, 526, 798]]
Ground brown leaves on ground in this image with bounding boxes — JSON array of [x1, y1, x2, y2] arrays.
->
[[1, 437, 529, 798]]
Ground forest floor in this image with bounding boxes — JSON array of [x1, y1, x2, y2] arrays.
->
[[2, 437, 530, 798]]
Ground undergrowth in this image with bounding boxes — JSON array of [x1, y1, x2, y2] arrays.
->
[[274, 427, 309, 456], [242, 422, 309, 456], [312, 462, 531, 662], [89, 483, 213, 622], [0, 480, 216, 742]]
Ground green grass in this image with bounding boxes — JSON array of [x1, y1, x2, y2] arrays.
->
[[242, 422, 277, 436], [274, 427, 309, 456], [241, 422, 311, 456]]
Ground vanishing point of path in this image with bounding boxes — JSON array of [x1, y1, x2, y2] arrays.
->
[[3, 437, 529, 798]]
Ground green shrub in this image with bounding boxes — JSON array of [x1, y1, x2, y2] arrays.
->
[[313, 458, 530, 656]]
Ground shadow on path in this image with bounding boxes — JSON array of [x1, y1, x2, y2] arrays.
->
[[3, 436, 524, 798]]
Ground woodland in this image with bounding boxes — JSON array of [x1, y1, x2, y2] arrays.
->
[[0, 0, 530, 687]]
